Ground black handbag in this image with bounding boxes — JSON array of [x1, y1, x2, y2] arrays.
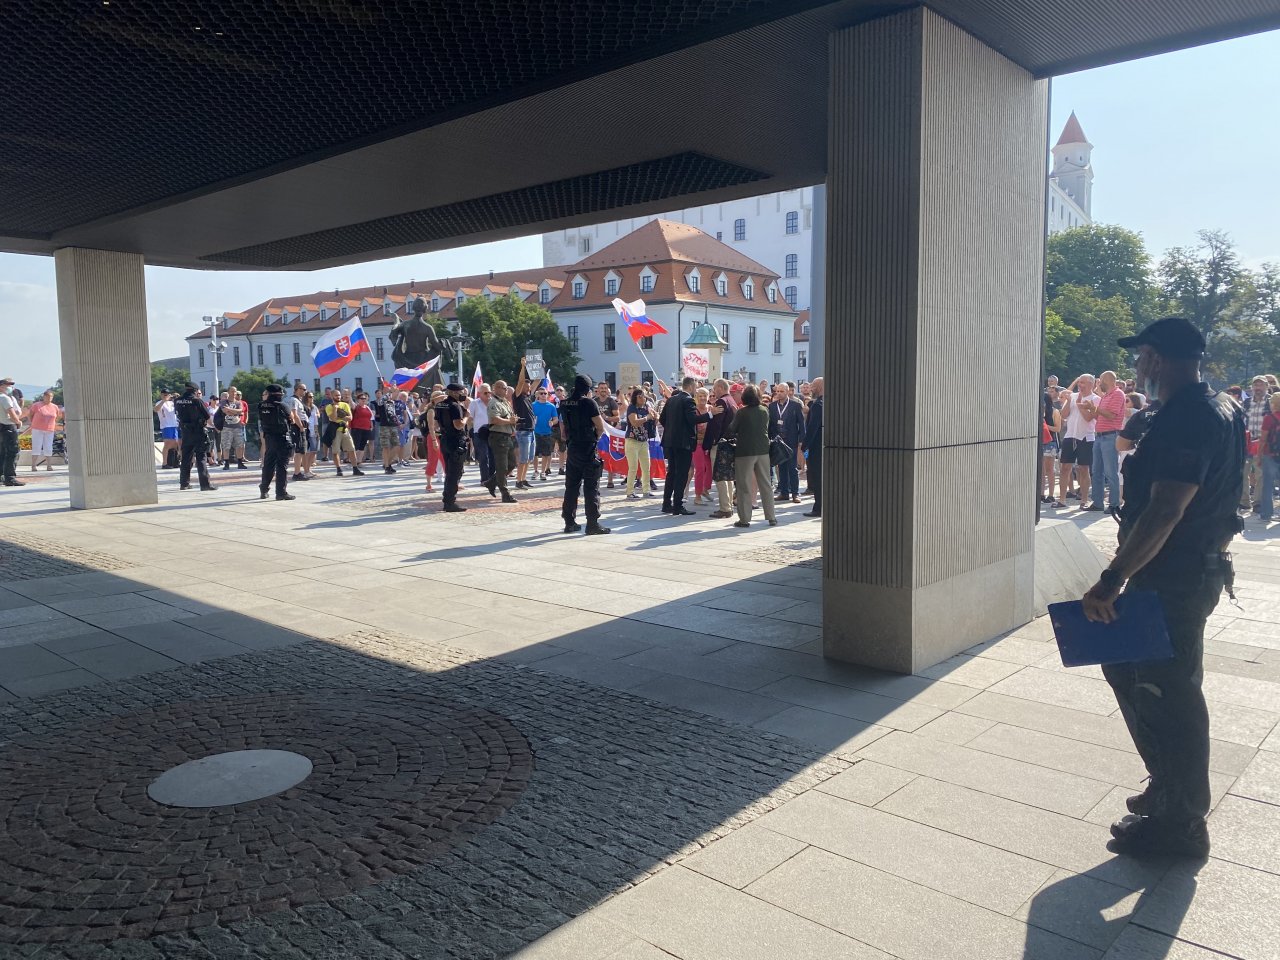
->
[[769, 436, 794, 467]]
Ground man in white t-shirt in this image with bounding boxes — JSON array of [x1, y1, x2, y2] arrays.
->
[[1058, 374, 1097, 504], [155, 391, 180, 469], [469, 383, 492, 485], [0, 377, 23, 486]]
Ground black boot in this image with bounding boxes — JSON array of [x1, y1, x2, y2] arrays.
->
[[237, 459, 247, 470], [443, 502, 467, 513], [1108, 815, 1209, 859], [585, 524, 611, 535], [563, 520, 581, 533], [501, 491, 517, 503], [275, 492, 296, 501], [259, 488, 269, 500], [353, 466, 365, 476]]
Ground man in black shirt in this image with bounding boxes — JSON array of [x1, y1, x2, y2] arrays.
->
[[436, 382, 470, 512], [659, 376, 706, 516], [257, 384, 297, 501], [1082, 317, 1245, 859], [561, 374, 610, 535], [173, 384, 216, 492]]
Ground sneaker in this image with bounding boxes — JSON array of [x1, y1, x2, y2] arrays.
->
[[1108, 815, 1209, 859], [627, 493, 639, 500], [1083, 503, 1106, 512], [336, 469, 344, 477]]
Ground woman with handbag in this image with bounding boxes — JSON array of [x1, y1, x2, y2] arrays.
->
[[725, 385, 777, 528]]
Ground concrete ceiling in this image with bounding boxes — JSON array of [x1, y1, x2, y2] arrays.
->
[[3, 0, 1278, 271]]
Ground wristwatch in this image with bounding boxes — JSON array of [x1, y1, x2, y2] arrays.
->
[[1099, 568, 1125, 592]]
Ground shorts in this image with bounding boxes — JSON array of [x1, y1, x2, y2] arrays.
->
[[399, 427, 411, 447], [351, 428, 373, 451], [378, 425, 399, 448], [535, 433, 554, 457], [1060, 437, 1093, 466], [516, 429, 536, 464], [332, 429, 355, 455], [161, 426, 179, 441], [1042, 440, 1059, 457]]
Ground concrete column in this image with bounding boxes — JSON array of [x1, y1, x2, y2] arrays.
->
[[822, 9, 1046, 673], [55, 248, 158, 509], [807, 183, 826, 378]]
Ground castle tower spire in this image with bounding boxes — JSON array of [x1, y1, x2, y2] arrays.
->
[[1050, 112, 1093, 217]]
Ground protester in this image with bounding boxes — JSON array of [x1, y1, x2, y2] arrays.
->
[[26, 389, 62, 472], [1041, 385, 1063, 506], [532, 385, 559, 481], [422, 389, 445, 492], [1059, 374, 1097, 505], [1087, 370, 1126, 513], [594, 381, 621, 490], [705, 378, 737, 519], [155, 391, 179, 469], [624, 387, 656, 499], [298, 391, 319, 480], [658, 376, 704, 516], [1259, 393, 1280, 523], [374, 387, 401, 474], [470, 383, 493, 486], [512, 361, 536, 490], [323, 390, 361, 476], [1241, 376, 1271, 513], [726, 385, 776, 528], [485, 380, 518, 503], [693, 387, 713, 506], [220, 389, 247, 470], [349, 392, 376, 468], [395, 390, 412, 465], [768, 383, 806, 503]]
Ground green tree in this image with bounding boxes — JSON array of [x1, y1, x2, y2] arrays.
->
[[1042, 307, 1079, 378], [453, 295, 580, 385], [1049, 284, 1135, 376], [1157, 229, 1243, 341], [1204, 263, 1280, 385], [150, 363, 190, 401], [1046, 224, 1155, 326]]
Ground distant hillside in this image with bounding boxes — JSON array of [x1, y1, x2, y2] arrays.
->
[[152, 356, 189, 370]]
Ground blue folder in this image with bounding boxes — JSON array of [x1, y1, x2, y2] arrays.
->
[[1047, 591, 1174, 667]]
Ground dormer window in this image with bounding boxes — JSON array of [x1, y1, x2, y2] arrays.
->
[[430, 296, 440, 312], [572, 275, 587, 300], [767, 285, 777, 304], [743, 280, 754, 301], [687, 269, 700, 294], [340, 305, 349, 320], [715, 274, 728, 297], [641, 275, 653, 293], [605, 278, 618, 296], [456, 293, 466, 306], [540, 287, 551, 304], [801, 322, 811, 336]]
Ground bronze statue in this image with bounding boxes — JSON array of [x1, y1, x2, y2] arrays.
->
[[388, 297, 452, 384]]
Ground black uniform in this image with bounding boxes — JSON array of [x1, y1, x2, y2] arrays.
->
[[257, 396, 293, 498], [804, 395, 823, 516], [435, 396, 469, 508], [561, 396, 603, 526], [173, 389, 213, 490], [1104, 382, 1245, 825]]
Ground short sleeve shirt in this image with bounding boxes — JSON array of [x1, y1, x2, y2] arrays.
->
[[513, 393, 534, 431], [157, 400, 178, 430], [595, 395, 619, 424], [325, 401, 352, 430], [1095, 387, 1127, 433], [30, 402, 61, 432], [350, 405, 374, 431], [487, 396, 515, 435], [469, 397, 490, 430], [0, 393, 20, 425], [564, 397, 601, 446], [1063, 392, 1097, 441], [532, 401, 558, 435]]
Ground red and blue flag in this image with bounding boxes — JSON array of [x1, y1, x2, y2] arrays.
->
[[611, 298, 668, 343], [310, 318, 370, 376], [383, 357, 440, 392]]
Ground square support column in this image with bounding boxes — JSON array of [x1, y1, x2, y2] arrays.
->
[[822, 9, 1047, 673], [56, 248, 158, 509]]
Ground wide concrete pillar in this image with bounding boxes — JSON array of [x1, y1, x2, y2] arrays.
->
[[55, 248, 158, 509], [822, 9, 1046, 673]]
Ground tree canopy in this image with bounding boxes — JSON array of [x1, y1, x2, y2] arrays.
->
[[1047, 284, 1134, 377], [447, 295, 580, 386], [228, 367, 291, 432], [150, 363, 191, 401], [1046, 224, 1154, 326]]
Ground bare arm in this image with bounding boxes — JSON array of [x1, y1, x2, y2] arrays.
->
[[1082, 480, 1199, 622]]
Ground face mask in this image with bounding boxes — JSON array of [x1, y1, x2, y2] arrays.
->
[[1, 387, 10, 396]]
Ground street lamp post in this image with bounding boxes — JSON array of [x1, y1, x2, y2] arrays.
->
[[202, 315, 225, 396], [448, 322, 473, 386]]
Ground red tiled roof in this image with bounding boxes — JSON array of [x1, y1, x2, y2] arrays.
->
[[573, 219, 778, 276], [793, 310, 810, 342], [1056, 111, 1088, 147]]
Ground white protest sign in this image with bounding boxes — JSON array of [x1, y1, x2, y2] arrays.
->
[[681, 349, 709, 380]]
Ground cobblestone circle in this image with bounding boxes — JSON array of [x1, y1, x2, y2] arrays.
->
[[0, 532, 134, 580], [0, 688, 533, 944]]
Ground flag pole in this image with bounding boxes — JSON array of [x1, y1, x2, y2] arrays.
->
[[632, 336, 663, 384]]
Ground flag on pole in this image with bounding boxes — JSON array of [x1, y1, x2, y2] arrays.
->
[[612, 298, 668, 342], [310, 317, 371, 376], [539, 370, 554, 397], [383, 356, 440, 392], [471, 362, 484, 398]]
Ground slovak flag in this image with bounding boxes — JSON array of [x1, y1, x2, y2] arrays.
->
[[539, 370, 554, 397], [311, 317, 370, 376], [471, 362, 484, 398], [612, 298, 668, 343], [385, 356, 440, 392]]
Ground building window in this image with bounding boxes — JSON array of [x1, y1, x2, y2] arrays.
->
[[274, 343, 282, 365], [567, 325, 579, 351], [747, 371, 756, 384], [199, 381, 206, 394], [354, 377, 363, 392], [573, 281, 585, 299], [255, 345, 263, 365], [798, 350, 807, 368], [641, 274, 654, 293], [198, 348, 205, 367], [767, 286, 777, 303], [431, 297, 440, 312], [375, 337, 384, 361], [456, 294, 466, 306], [688, 274, 699, 293], [721, 324, 730, 348], [744, 282, 754, 301], [773, 329, 782, 353], [734, 218, 746, 241], [715, 277, 727, 296], [233, 346, 241, 366], [785, 211, 799, 235], [773, 372, 781, 384], [801, 322, 810, 336], [604, 371, 616, 390], [581, 237, 592, 254], [333, 377, 341, 389], [293, 342, 301, 364], [603, 323, 616, 352], [715, 231, 723, 241], [314, 378, 321, 394], [606, 278, 618, 296], [641, 336, 653, 350], [540, 288, 550, 304], [785, 286, 798, 310], [748, 327, 757, 353], [785, 254, 798, 278]]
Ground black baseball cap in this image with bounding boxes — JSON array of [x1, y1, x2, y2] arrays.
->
[[1118, 317, 1205, 360]]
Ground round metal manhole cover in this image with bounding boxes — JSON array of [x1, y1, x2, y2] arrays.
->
[[147, 749, 314, 807], [0, 689, 534, 944]]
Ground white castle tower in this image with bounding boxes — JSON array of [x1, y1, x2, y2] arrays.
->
[[1050, 111, 1093, 218]]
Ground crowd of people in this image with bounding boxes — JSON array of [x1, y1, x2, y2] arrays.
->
[[1042, 370, 1280, 522]]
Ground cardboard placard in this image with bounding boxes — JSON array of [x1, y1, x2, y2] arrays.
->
[[681, 349, 709, 381]]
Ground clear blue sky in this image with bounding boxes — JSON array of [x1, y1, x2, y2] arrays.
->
[[3, 28, 1277, 387]]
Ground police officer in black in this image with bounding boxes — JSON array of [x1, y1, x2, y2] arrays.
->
[[174, 384, 216, 492], [1082, 317, 1245, 859], [436, 382, 470, 512], [258, 384, 297, 501], [560, 374, 610, 535]]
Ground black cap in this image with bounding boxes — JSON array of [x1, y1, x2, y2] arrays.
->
[[445, 380, 466, 392], [1117, 317, 1205, 360], [266, 384, 284, 395]]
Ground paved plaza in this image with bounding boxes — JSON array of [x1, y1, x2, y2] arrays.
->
[[0, 464, 1278, 959]]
